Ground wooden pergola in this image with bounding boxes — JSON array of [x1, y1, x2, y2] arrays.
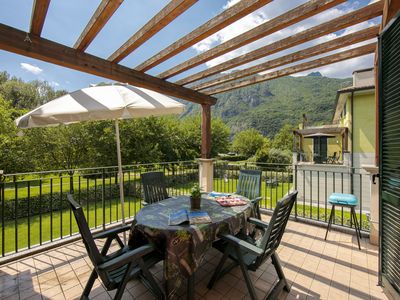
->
[[0, 0, 398, 160]]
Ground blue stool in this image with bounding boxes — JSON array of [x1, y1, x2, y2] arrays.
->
[[325, 193, 362, 249]]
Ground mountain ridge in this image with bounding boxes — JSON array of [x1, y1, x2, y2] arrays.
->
[[183, 74, 352, 137]]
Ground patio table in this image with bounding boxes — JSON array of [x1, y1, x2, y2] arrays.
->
[[128, 195, 253, 299]]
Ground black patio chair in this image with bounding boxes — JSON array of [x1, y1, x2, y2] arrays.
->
[[237, 170, 262, 219], [67, 194, 164, 300], [141, 171, 169, 205], [207, 191, 298, 300]]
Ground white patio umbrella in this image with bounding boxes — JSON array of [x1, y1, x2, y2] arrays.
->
[[15, 84, 185, 241]]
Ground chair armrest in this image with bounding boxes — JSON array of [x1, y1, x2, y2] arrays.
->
[[250, 197, 262, 204], [93, 225, 131, 240], [98, 244, 155, 271], [220, 234, 264, 256], [248, 218, 269, 229]]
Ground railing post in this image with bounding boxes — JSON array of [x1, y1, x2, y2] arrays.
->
[[294, 164, 298, 220], [0, 170, 5, 257], [102, 169, 106, 230]]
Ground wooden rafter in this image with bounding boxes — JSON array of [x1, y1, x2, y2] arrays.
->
[[192, 26, 379, 91], [157, 0, 346, 79], [135, 0, 273, 72], [0, 24, 216, 105], [30, 0, 51, 36], [108, 0, 197, 63], [382, 0, 400, 27], [203, 43, 377, 95], [74, 0, 124, 51], [177, 1, 384, 86]]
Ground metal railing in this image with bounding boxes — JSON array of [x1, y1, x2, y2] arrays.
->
[[0, 161, 198, 257], [0, 160, 373, 258], [214, 161, 371, 232]]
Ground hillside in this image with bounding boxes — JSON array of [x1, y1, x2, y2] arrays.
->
[[183, 74, 352, 137]]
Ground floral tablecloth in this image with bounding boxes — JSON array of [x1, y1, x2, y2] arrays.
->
[[128, 195, 252, 298]]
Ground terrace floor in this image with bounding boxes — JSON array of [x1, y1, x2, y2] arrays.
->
[[0, 216, 387, 300]]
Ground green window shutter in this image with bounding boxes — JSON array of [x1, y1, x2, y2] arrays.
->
[[379, 12, 400, 297]]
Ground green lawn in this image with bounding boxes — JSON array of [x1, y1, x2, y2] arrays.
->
[[213, 178, 369, 230], [0, 197, 142, 255], [0, 176, 369, 256], [3, 173, 135, 199]]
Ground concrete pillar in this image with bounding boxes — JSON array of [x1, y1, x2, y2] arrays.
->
[[343, 151, 352, 167], [292, 152, 298, 164], [199, 158, 214, 192], [362, 165, 379, 245]]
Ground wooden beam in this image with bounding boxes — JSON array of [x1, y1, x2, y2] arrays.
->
[[382, 0, 400, 27], [157, 0, 346, 79], [108, 0, 197, 63], [201, 104, 211, 159], [192, 26, 379, 91], [0, 23, 216, 105], [178, 1, 384, 86], [30, 0, 51, 36], [135, 0, 273, 72], [74, 0, 124, 51], [204, 43, 376, 95]]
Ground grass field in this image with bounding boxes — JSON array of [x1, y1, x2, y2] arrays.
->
[[0, 197, 142, 255], [4, 173, 139, 199], [0, 177, 369, 256]]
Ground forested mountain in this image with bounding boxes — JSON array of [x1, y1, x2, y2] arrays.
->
[[184, 73, 352, 137]]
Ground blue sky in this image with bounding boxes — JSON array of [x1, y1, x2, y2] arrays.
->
[[0, 0, 379, 92]]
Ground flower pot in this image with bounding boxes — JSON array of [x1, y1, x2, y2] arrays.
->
[[190, 196, 201, 210]]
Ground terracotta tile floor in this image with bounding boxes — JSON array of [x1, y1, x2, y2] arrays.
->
[[0, 216, 388, 300]]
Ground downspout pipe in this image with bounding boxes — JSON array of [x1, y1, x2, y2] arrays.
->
[[351, 91, 354, 194]]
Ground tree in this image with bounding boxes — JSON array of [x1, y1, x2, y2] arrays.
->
[[0, 71, 9, 84], [0, 96, 34, 173], [253, 137, 271, 162], [180, 115, 231, 158], [232, 128, 264, 158], [271, 124, 294, 151], [0, 79, 40, 109]]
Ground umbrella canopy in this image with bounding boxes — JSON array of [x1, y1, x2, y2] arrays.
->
[[303, 132, 336, 138], [15, 84, 185, 241], [16, 84, 185, 128]]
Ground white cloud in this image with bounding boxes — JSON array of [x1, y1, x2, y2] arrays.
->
[[50, 81, 60, 87], [189, 0, 379, 79], [293, 54, 375, 78], [223, 0, 241, 9], [20, 63, 43, 75]]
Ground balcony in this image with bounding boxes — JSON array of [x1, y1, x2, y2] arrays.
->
[[0, 161, 385, 299], [0, 215, 386, 300]]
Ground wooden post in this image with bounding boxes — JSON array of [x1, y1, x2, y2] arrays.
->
[[201, 103, 211, 159]]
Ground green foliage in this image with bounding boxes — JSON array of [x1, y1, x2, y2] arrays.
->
[[218, 154, 247, 161], [184, 75, 352, 137], [254, 148, 292, 164], [232, 128, 264, 158], [0, 76, 68, 110], [0, 74, 231, 173], [25, 124, 91, 171], [190, 183, 201, 199], [0, 96, 34, 173], [271, 124, 294, 151]]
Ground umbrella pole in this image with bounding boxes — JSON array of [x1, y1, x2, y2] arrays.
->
[[115, 119, 126, 244]]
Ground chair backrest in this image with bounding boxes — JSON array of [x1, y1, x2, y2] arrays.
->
[[256, 191, 298, 265], [141, 171, 169, 204], [67, 194, 103, 266], [236, 170, 262, 200]]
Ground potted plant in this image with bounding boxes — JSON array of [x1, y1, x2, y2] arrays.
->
[[190, 183, 202, 210]]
